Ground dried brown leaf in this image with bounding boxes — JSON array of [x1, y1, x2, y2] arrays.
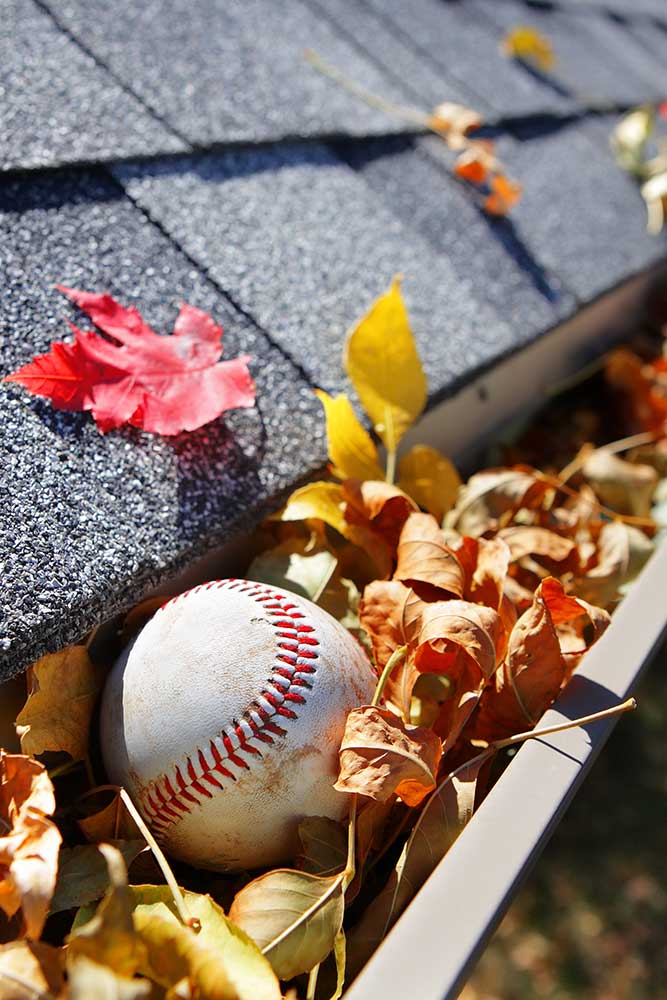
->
[[335, 706, 442, 807], [0, 941, 64, 1000], [15, 646, 102, 761], [394, 512, 465, 599], [0, 752, 61, 939]]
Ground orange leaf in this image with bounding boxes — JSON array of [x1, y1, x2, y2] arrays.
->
[[497, 526, 576, 564], [335, 706, 442, 807], [0, 752, 62, 939], [466, 578, 609, 742], [359, 580, 422, 719], [448, 466, 548, 536], [484, 175, 523, 216], [394, 512, 465, 599], [414, 601, 502, 749]]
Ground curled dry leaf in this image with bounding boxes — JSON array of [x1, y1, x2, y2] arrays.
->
[[76, 786, 142, 843], [130, 886, 281, 1000], [15, 645, 101, 761], [343, 479, 417, 547], [229, 869, 345, 981], [429, 101, 483, 136], [447, 466, 548, 536], [414, 601, 502, 748], [0, 752, 61, 940], [484, 175, 523, 217], [398, 444, 462, 521], [344, 277, 427, 455], [394, 512, 465, 599], [455, 535, 511, 610], [497, 526, 576, 564], [334, 706, 442, 807], [314, 390, 383, 482], [346, 756, 484, 980], [582, 449, 658, 517], [576, 520, 654, 607], [358, 581, 421, 719], [0, 941, 64, 1000], [466, 577, 610, 742]]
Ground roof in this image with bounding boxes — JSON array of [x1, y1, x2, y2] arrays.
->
[[2, 0, 666, 678]]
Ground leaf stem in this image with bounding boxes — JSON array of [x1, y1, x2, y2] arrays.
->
[[536, 471, 656, 527], [118, 788, 197, 931], [385, 447, 397, 486], [488, 697, 636, 750], [557, 431, 659, 484], [371, 645, 407, 707]]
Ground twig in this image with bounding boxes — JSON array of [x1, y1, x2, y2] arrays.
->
[[119, 787, 198, 931], [371, 646, 407, 707]]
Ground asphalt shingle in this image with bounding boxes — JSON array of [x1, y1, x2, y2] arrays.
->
[[1, 0, 184, 171], [41, 0, 419, 146], [332, 133, 576, 328], [502, 117, 667, 302], [113, 144, 533, 403], [0, 170, 326, 678], [473, 0, 666, 110]]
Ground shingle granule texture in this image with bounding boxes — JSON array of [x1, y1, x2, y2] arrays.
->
[[333, 134, 576, 330], [0, 171, 326, 679], [113, 143, 536, 401], [41, 0, 417, 146], [1, 0, 184, 171]]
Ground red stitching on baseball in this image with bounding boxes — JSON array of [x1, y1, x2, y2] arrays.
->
[[138, 580, 321, 834]]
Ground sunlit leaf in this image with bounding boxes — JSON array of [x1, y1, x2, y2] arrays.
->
[[0, 941, 64, 1000], [67, 955, 153, 999], [131, 886, 280, 1000], [335, 706, 442, 807], [0, 752, 61, 939], [229, 869, 344, 981], [394, 512, 464, 599], [315, 390, 383, 482], [398, 444, 462, 522], [344, 277, 427, 454], [501, 25, 556, 71], [582, 449, 658, 517]]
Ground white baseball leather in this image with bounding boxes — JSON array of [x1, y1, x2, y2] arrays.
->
[[100, 579, 375, 870]]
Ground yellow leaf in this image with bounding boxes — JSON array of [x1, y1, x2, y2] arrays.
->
[[131, 887, 280, 1000], [279, 481, 348, 536], [398, 444, 462, 521], [0, 751, 62, 939], [315, 389, 383, 481], [501, 25, 555, 71], [344, 277, 427, 455], [15, 646, 102, 761], [229, 869, 344, 981]]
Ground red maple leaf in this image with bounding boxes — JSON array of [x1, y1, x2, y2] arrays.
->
[[3, 286, 255, 435]]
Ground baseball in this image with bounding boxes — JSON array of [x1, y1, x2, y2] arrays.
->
[[100, 579, 375, 871]]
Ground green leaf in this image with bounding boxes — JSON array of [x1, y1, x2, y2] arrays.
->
[[344, 277, 427, 454], [229, 869, 345, 981]]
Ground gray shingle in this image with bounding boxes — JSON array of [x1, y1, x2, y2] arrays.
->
[[1, 0, 184, 171], [361, 0, 578, 118], [0, 170, 326, 679], [472, 0, 665, 109], [502, 117, 667, 301], [332, 133, 576, 329], [41, 0, 419, 146], [114, 144, 527, 403]]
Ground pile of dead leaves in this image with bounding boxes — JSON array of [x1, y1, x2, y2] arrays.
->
[[1, 279, 664, 999]]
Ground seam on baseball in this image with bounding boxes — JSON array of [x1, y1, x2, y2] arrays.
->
[[135, 579, 321, 835]]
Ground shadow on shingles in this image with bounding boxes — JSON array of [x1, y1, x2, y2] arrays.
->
[[332, 133, 562, 306]]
